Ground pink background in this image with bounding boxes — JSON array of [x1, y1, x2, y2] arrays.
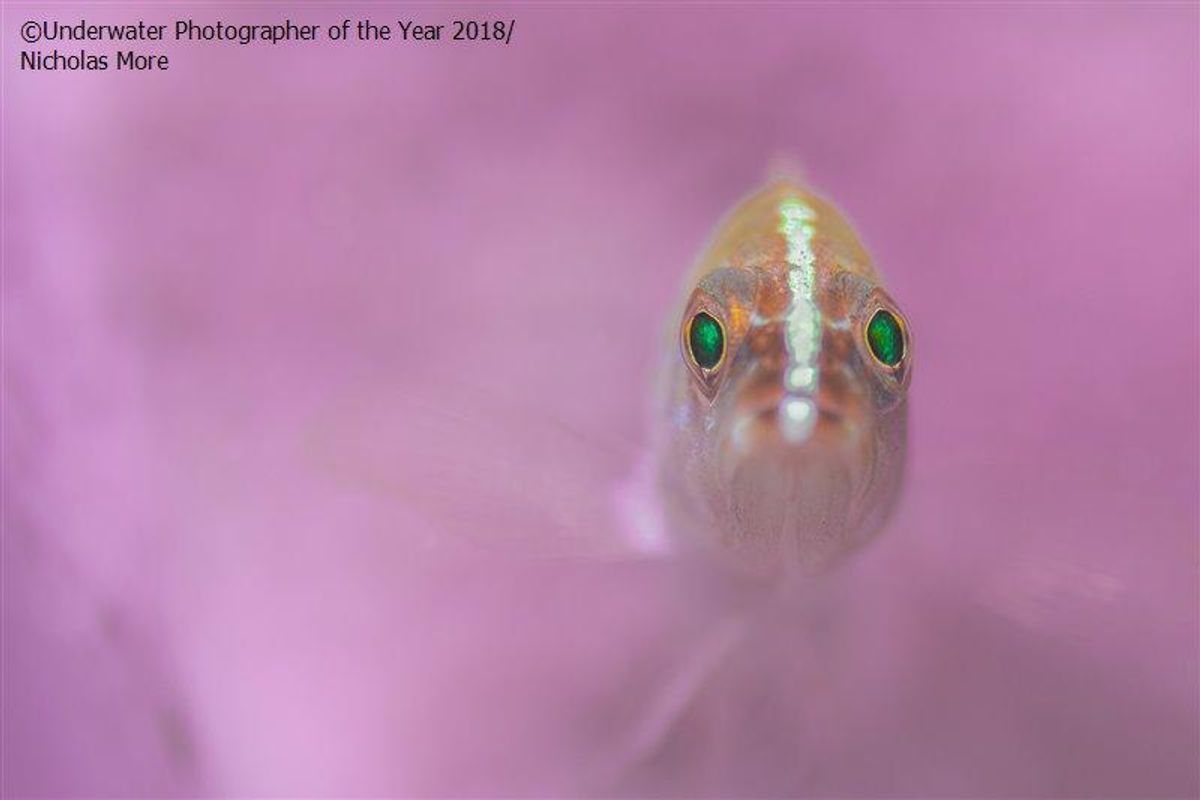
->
[[4, 3, 1198, 796]]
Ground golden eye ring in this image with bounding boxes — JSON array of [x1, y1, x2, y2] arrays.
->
[[687, 310, 726, 373], [864, 307, 907, 369]]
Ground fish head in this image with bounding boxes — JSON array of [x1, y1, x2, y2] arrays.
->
[[669, 263, 912, 574]]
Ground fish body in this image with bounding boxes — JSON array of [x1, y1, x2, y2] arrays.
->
[[656, 179, 912, 575]]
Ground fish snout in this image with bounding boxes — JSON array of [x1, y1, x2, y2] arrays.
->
[[708, 360, 877, 571], [720, 364, 868, 468]]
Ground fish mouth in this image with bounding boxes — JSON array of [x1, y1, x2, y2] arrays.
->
[[713, 387, 873, 572], [721, 393, 864, 468]]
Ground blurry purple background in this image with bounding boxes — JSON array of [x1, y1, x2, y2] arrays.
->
[[4, 3, 1198, 797]]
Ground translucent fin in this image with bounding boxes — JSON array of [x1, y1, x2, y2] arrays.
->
[[765, 154, 809, 185], [303, 372, 664, 560]]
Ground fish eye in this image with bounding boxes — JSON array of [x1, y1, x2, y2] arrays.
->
[[865, 308, 907, 368], [687, 311, 725, 371]]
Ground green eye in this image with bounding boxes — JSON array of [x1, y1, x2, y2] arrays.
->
[[866, 308, 905, 367], [688, 311, 725, 370]]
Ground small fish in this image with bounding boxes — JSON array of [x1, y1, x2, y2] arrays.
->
[[656, 178, 912, 575]]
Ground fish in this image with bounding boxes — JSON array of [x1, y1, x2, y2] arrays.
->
[[303, 177, 911, 579], [655, 178, 913, 576]]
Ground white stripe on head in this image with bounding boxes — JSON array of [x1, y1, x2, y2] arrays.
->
[[778, 197, 822, 440]]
